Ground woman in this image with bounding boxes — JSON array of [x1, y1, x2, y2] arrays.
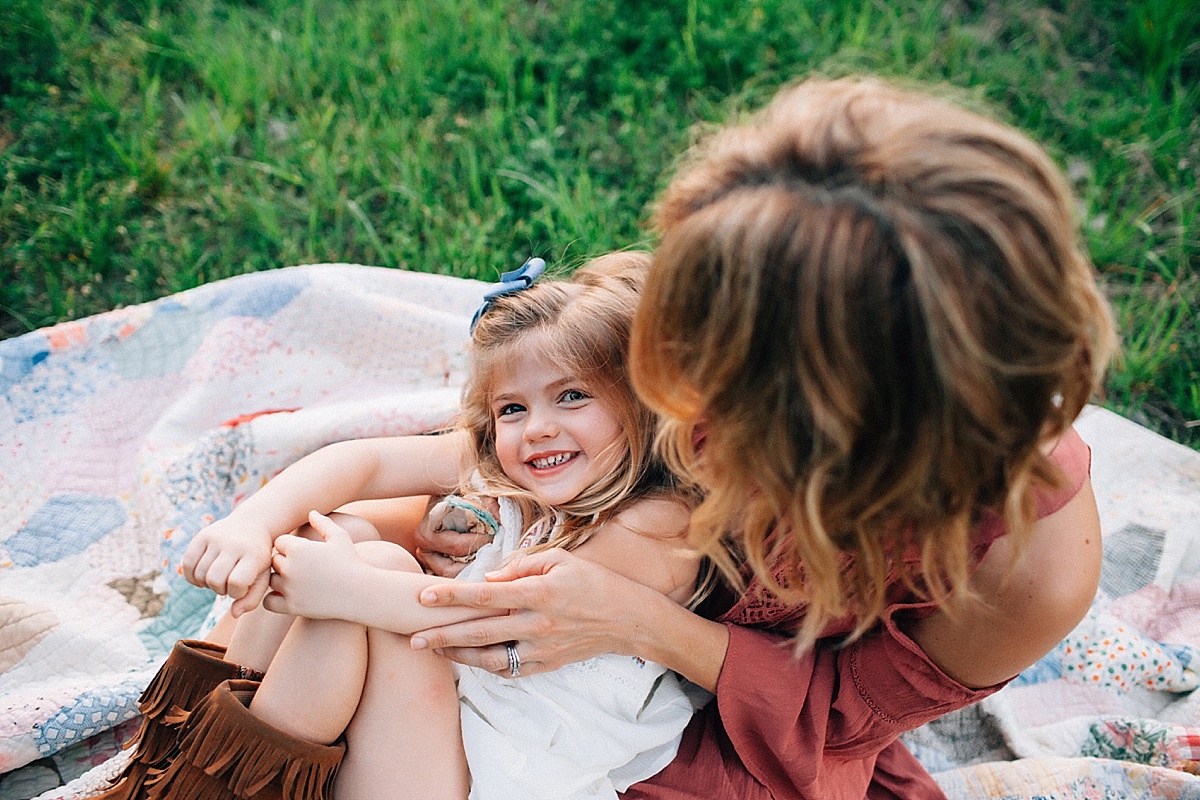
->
[[406, 77, 1114, 799]]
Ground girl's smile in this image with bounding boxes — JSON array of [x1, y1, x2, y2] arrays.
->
[[527, 451, 577, 471], [491, 344, 624, 507]]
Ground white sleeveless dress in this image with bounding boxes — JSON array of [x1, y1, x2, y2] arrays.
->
[[452, 497, 703, 800]]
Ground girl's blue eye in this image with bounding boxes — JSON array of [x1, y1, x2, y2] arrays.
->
[[497, 403, 524, 417], [560, 389, 588, 403]]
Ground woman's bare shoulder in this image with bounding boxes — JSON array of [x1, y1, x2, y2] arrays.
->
[[906, 476, 1103, 688], [978, 476, 1102, 629]]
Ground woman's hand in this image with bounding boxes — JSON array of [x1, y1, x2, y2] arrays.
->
[[261, 512, 364, 621], [182, 516, 274, 617], [410, 548, 653, 676]]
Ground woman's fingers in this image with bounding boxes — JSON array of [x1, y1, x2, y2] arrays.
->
[[410, 614, 532, 652], [418, 577, 530, 610], [437, 642, 543, 676], [418, 549, 567, 608], [412, 550, 633, 671], [481, 549, 563, 581], [447, 643, 510, 672], [434, 640, 559, 677]]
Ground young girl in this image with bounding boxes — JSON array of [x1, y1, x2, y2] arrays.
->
[[401, 77, 1117, 799], [100, 252, 703, 800]]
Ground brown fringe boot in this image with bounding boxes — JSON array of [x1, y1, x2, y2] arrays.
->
[[96, 640, 260, 800], [145, 679, 345, 800]]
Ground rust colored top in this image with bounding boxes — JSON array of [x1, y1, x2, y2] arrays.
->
[[624, 428, 1092, 800]]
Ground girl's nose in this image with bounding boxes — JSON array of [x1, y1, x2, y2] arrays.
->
[[523, 409, 558, 440]]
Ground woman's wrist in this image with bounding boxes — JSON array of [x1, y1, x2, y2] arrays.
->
[[616, 581, 672, 658], [623, 583, 730, 693]]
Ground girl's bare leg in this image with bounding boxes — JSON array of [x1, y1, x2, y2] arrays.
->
[[220, 603, 297, 675], [228, 540, 465, 798], [245, 613, 369, 744], [334, 542, 468, 800], [203, 610, 238, 646], [209, 513, 385, 673], [335, 496, 431, 550]]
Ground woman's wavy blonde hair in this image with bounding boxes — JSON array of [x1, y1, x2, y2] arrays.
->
[[462, 251, 682, 552], [631, 77, 1116, 652]]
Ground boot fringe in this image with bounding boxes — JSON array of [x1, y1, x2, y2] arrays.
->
[[95, 641, 241, 800], [129, 640, 236, 765], [148, 680, 344, 800]]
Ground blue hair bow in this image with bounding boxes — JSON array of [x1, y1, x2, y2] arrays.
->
[[469, 257, 547, 332]]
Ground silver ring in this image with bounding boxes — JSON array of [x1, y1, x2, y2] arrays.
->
[[506, 642, 521, 677]]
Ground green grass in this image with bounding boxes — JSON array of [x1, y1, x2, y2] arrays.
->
[[1, 0, 1198, 446]]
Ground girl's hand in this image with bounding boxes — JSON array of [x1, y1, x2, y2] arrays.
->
[[413, 495, 498, 578], [409, 549, 651, 676], [182, 517, 274, 617], [415, 549, 472, 579], [261, 512, 364, 620]]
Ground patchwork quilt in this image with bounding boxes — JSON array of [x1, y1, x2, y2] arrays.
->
[[0, 264, 1198, 800]]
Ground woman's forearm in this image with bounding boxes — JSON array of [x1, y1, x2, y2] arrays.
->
[[407, 550, 731, 687], [623, 582, 730, 693]]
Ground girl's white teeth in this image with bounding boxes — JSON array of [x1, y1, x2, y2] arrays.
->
[[531, 453, 571, 469]]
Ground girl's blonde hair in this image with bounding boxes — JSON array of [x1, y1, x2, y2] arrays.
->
[[462, 251, 679, 551], [632, 77, 1116, 651]]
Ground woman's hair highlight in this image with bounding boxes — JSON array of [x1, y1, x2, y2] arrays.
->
[[632, 77, 1117, 651]]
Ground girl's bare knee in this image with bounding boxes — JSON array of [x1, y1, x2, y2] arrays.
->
[[354, 540, 423, 573], [295, 512, 381, 543]]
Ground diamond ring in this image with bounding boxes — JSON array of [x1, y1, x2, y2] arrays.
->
[[506, 642, 521, 677]]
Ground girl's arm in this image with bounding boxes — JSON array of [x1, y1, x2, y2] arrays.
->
[[570, 496, 701, 603], [261, 512, 505, 632], [183, 431, 470, 614]]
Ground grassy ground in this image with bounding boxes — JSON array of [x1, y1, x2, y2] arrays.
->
[[1, 0, 1197, 446]]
